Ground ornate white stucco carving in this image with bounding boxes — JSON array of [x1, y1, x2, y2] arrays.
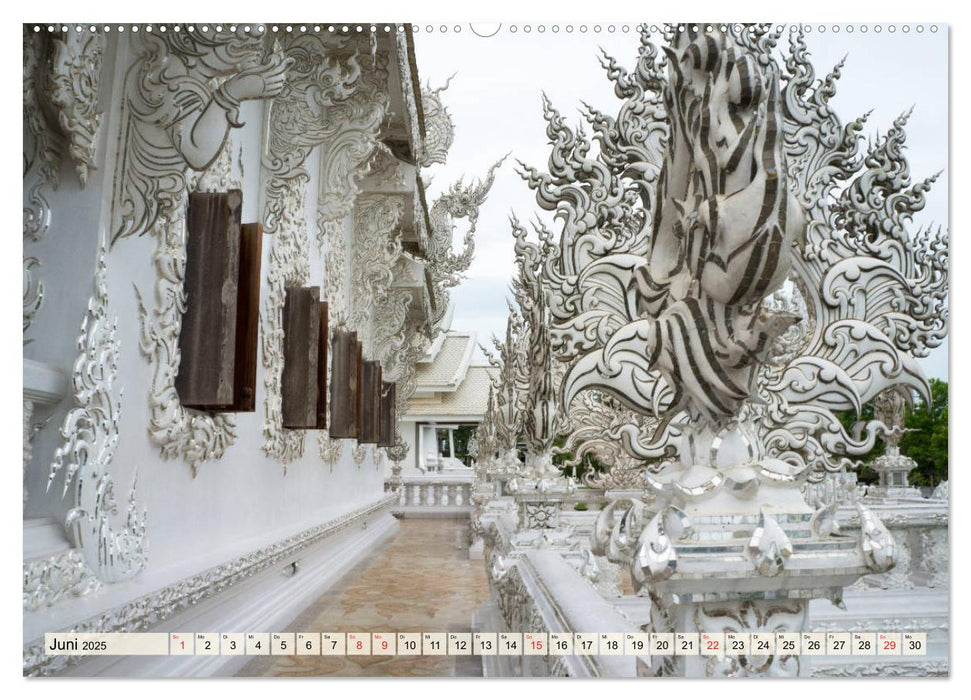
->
[[23, 31, 59, 203], [482, 310, 527, 473], [323, 215, 349, 323], [367, 142, 407, 189], [112, 26, 288, 243], [394, 30, 423, 165], [475, 386, 499, 467], [260, 33, 390, 466], [692, 602, 804, 677], [858, 503, 895, 573], [513, 244, 557, 476], [47, 244, 147, 587], [384, 328, 432, 467], [919, 526, 948, 588], [259, 32, 390, 245], [317, 433, 345, 468], [23, 257, 44, 339], [425, 157, 505, 327], [23, 548, 102, 612], [371, 289, 413, 375], [349, 194, 406, 340], [810, 661, 948, 678], [121, 27, 289, 473], [420, 76, 456, 167], [558, 391, 653, 490], [23, 27, 104, 338], [352, 443, 370, 468], [261, 173, 310, 466], [315, 73, 390, 243], [23, 399, 33, 507], [317, 226, 348, 462], [134, 140, 240, 476], [46, 29, 105, 186], [519, 23, 947, 502], [22, 30, 59, 341], [23, 27, 105, 190], [868, 386, 919, 491]]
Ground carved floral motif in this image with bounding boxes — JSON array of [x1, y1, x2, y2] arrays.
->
[[23, 549, 101, 612], [693, 601, 804, 677], [261, 174, 310, 466], [134, 142, 239, 475], [48, 244, 148, 586], [23, 27, 104, 337], [349, 194, 406, 339], [23, 257, 44, 339]]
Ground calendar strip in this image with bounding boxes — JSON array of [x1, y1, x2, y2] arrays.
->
[[43, 632, 927, 657]]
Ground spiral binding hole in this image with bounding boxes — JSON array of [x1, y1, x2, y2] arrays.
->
[[24, 22, 944, 37]]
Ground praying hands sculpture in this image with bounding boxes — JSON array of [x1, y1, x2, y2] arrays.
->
[[113, 26, 290, 242]]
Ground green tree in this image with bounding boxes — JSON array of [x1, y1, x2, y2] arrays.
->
[[837, 379, 948, 487], [453, 424, 478, 466], [551, 434, 605, 481], [899, 378, 949, 487]]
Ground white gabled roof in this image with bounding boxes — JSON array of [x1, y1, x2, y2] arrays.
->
[[404, 365, 497, 420], [413, 330, 477, 394]]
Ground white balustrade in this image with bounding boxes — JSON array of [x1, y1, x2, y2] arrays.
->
[[385, 474, 475, 516]]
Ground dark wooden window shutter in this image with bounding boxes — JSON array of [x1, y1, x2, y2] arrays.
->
[[316, 302, 328, 429], [354, 338, 364, 436], [281, 286, 321, 429], [378, 382, 397, 447], [359, 361, 383, 444], [329, 330, 361, 438], [176, 190, 264, 412], [233, 223, 263, 411]]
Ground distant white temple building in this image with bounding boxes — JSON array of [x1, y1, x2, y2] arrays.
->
[[397, 307, 497, 474]]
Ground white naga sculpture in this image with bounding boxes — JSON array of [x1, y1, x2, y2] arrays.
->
[[512, 24, 947, 676]]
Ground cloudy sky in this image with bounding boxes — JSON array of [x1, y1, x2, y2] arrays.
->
[[415, 23, 949, 381]]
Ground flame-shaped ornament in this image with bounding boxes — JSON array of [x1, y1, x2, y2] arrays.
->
[[581, 549, 599, 582], [748, 510, 793, 576], [633, 506, 692, 584], [857, 503, 895, 573], [810, 501, 841, 539], [590, 501, 617, 557], [490, 552, 508, 581]]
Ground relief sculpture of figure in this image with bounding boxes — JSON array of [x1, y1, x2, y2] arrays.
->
[[113, 26, 290, 242]]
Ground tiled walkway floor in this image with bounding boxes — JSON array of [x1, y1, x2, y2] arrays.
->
[[238, 519, 490, 677]]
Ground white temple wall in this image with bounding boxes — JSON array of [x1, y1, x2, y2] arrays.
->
[[396, 419, 418, 473], [24, 30, 390, 615]]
